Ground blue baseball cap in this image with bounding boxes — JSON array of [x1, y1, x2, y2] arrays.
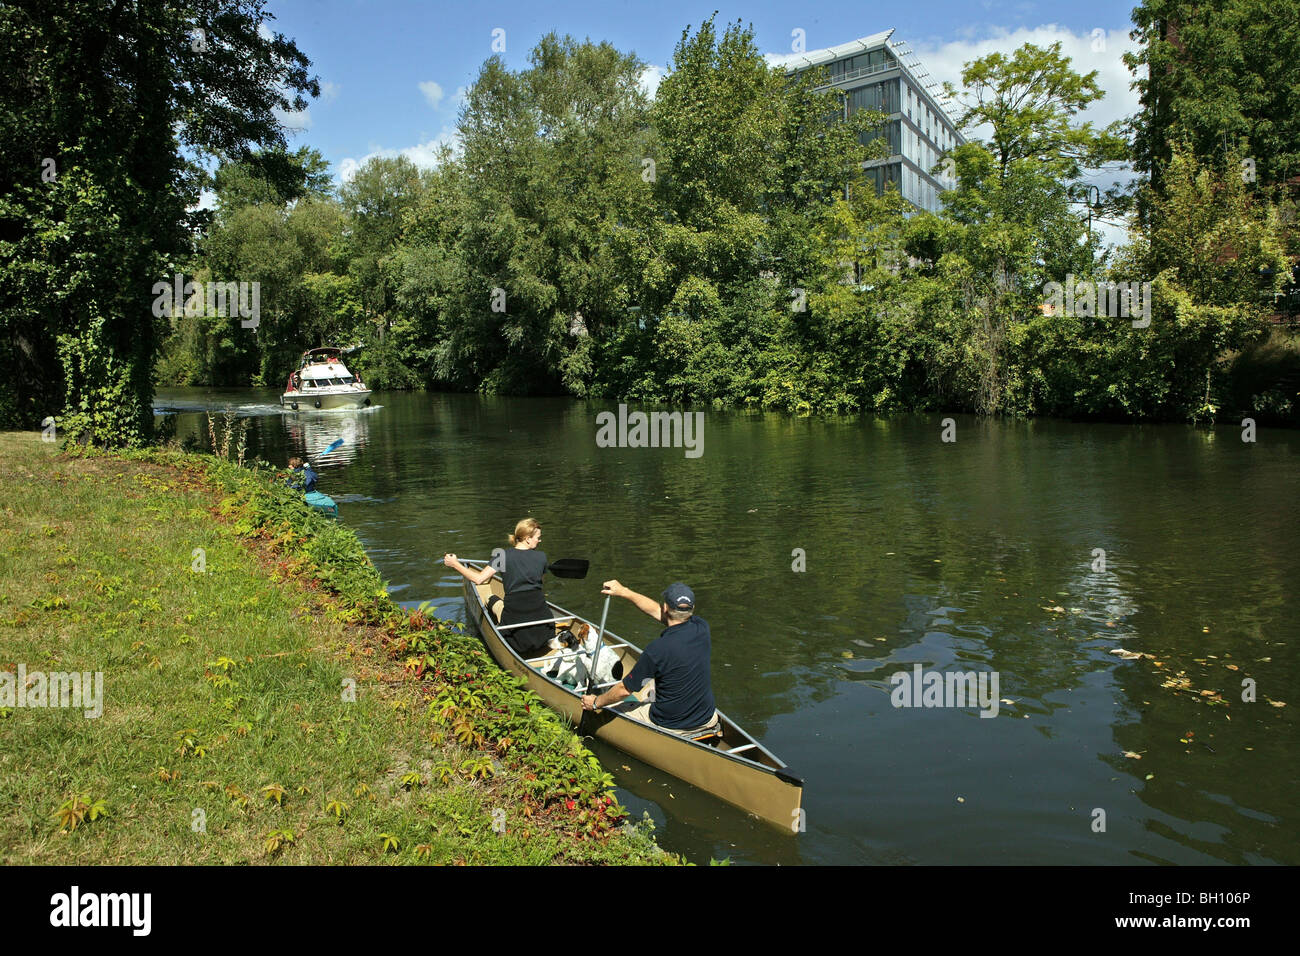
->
[[661, 582, 695, 611]]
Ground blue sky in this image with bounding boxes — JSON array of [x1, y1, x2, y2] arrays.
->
[[265, 0, 1143, 245]]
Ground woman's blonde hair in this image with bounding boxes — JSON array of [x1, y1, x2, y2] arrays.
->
[[507, 517, 540, 546]]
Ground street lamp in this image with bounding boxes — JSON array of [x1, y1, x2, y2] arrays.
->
[[1069, 184, 1101, 243]]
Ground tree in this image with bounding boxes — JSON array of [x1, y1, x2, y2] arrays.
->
[[0, 0, 318, 444], [594, 16, 876, 407], [338, 156, 425, 325], [1013, 143, 1293, 421], [428, 33, 651, 394], [1125, 0, 1300, 202], [937, 43, 1126, 413], [212, 146, 333, 218], [946, 41, 1126, 183]]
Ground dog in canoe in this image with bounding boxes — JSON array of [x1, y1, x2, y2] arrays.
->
[[545, 621, 624, 689]]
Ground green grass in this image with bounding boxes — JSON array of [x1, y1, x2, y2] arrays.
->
[[0, 432, 673, 865]]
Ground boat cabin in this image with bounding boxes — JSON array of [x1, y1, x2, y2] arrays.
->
[[286, 348, 363, 391]]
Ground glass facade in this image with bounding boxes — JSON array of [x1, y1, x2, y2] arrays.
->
[[827, 48, 896, 82], [847, 79, 899, 116], [791, 35, 963, 215]]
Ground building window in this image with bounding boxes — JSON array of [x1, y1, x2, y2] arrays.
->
[[859, 118, 902, 155], [849, 79, 898, 115]]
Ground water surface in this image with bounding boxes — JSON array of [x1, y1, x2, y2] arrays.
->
[[156, 388, 1300, 865]]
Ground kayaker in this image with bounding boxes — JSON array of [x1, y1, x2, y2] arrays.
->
[[286, 456, 318, 493], [444, 518, 553, 658], [580, 580, 719, 735]]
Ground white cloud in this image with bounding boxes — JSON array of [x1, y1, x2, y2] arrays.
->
[[441, 84, 470, 117], [319, 80, 340, 103], [337, 130, 462, 183], [908, 24, 1139, 138], [419, 80, 445, 109], [274, 105, 312, 133], [638, 64, 666, 100], [402, 133, 460, 167], [338, 86, 471, 183]]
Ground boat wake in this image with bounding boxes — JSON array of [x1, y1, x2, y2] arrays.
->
[[153, 398, 382, 418], [152, 398, 290, 418]]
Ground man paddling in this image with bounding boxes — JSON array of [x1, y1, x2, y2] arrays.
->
[[580, 580, 719, 735]]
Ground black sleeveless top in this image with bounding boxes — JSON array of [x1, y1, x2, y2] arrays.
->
[[497, 549, 550, 656], [502, 548, 547, 608]]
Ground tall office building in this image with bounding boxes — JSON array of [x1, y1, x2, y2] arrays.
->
[[776, 29, 963, 213]]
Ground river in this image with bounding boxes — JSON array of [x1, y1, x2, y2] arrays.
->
[[154, 387, 1300, 865]]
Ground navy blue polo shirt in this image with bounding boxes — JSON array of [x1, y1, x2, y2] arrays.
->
[[622, 615, 715, 729]]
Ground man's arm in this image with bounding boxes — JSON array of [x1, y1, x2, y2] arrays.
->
[[583, 644, 654, 712], [602, 579, 664, 623], [581, 681, 631, 712]]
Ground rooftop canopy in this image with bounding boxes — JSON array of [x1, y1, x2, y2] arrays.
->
[[769, 29, 895, 73]]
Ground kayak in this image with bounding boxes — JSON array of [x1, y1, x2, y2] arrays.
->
[[303, 491, 338, 516], [460, 562, 803, 830]]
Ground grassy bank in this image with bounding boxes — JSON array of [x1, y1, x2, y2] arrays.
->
[[0, 432, 674, 864]]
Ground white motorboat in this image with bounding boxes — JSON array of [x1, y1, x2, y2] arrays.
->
[[280, 347, 372, 410]]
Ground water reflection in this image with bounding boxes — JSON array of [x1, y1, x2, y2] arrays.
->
[[282, 405, 379, 467]]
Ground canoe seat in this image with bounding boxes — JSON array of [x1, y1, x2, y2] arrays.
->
[[686, 725, 724, 744]]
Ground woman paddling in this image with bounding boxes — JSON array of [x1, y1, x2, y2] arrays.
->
[[444, 518, 553, 658]]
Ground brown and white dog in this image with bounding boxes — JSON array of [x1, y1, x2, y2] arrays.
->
[[546, 620, 623, 688]]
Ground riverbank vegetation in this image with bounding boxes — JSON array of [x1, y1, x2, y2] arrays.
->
[[2, 0, 1298, 446], [0, 432, 674, 864]]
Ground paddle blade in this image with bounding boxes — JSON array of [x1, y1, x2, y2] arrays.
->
[[547, 558, 589, 579], [320, 438, 344, 456]]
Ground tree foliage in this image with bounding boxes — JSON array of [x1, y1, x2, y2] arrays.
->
[[1126, 0, 1300, 195], [9, 9, 1297, 435], [0, 0, 318, 444]]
